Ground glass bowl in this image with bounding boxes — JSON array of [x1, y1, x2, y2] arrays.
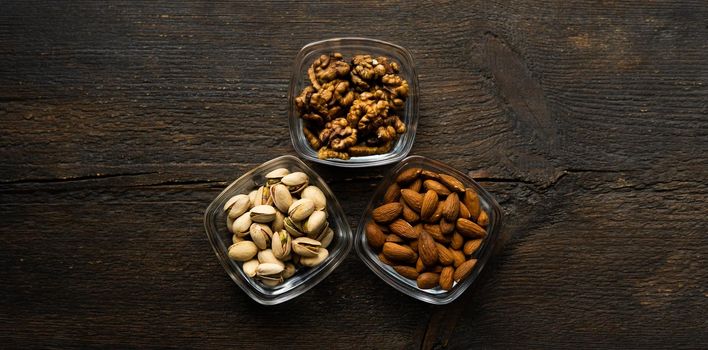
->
[[288, 37, 419, 167], [204, 155, 353, 305], [354, 156, 503, 304]]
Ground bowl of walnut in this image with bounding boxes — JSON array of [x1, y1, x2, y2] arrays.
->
[[288, 37, 419, 167]]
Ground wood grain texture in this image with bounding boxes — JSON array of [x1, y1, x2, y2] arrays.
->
[[1, 0, 707, 348]]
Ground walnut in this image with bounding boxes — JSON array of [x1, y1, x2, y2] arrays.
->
[[349, 141, 394, 156], [296, 80, 353, 125], [382, 74, 409, 109], [303, 127, 322, 149], [318, 118, 358, 151], [318, 147, 350, 160], [308, 53, 351, 90]]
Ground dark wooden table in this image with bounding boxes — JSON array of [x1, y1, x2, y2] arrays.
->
[[2, 1, 707, 348]]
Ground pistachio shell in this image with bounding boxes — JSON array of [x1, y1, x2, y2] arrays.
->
[[249, 223, 273, 250], [292, 237, 322, 258], [260, 278, 281, 287], [225, 194, 250, 219], [272, 210, 285, 232], [250, 205, 277, 223], [282, 172, 309, 193], [301, 186, 327, 211], [284, 217, 305, 237], [317, 227, 334, 248], [242, 259, 259, 278], [247, 190, 258, 209], [299, 248, 329, 267], [232, 212, 252, 235], [282, 262, 297, 279], [228, 241, 258, 261], [257, 262, 285, 277], [304, 210, 327, 237], [253, 186, 273, 206], [288, 198, 315, 221], [271, 230, 292, 260], [226, 216, 235, 233], [232, 234, 244, 244], [257, 249, 284, 267], [270, 184, 293, 213], [265, 167, 290, 179]]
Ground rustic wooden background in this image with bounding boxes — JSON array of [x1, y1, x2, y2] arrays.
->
[[2, 1, 707, 348]]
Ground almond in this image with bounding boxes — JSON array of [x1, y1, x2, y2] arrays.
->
[[415, 257, 425, 273], [463, 239, 483, 255], [456, 218, 487, 238], [436, 243, 455, 266], [389, 219, 418, 239], [378, 252, 394, 266], [458, 203, 472, 219], [442, 192, 460, 221], [438, 173, 465, 193], [426, 200, 444, 223], [420, 190, 438, 220], [430, 265, 443, 273], [477, 210, 489, 227], [386, 233, 404, 243], [401, 199, 420, 223], [418, 231, 438, 266], [463, 188, 481, 218], [394, 265, 419, 280], [453, 259, 477, 282], [365, 221, 387, 249], [450, 232, 464, 250], [420, 169, 440, 180], [439, 218, 455, 234], [396, 167, 421, 184], [423, 179, 451, 196], [439, 266, 454, 290], [382, 242, 418, 263], [409, 239, 419, 252], [416, 272, 440, 289], [423, 224, 451, 244], [383, 182, 401, 203], [451, 249, 466, 267], [400, 189, 423, 212], [372, 202, 402, 223], [407, 178, 423, 192]]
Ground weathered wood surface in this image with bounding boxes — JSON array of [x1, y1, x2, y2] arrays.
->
[[1, 1, 707, 348]]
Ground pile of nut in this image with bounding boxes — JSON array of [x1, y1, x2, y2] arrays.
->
[[224, 168, 332, 287], [295, 52, 410, 160], [365, 167, 490, 290]]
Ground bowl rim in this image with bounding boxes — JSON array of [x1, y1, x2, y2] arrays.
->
[[288, 37, 419, 168], [204, 155, 354, 305], [354, 155, 504, 304]]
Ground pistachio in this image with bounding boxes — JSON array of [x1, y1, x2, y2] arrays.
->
[[228, 241, 258, 261], [225, 194, 250, 219], [271, 230, 292, 260], [232, 212, 252, 235], [299, 248, 329, 267], [316, 227, 334, 248], [226, 216, 234, 233], [247, 189, 258, 209], [281, 171, 309, 193], [261, 278, 282, 287], [257, 249, 285, 268], [304, 210, 327, 237], [270, 184, 293, 213], [249, 223, 273, 250], [256, 263, 285, 281], [282, 262, 297, 279], [272, 210, 285, 232], [232, 234, 244, 244], [250, 205, 277, 223], [284, 217, 306, 237], [292, 237, 322, 258], [254, 186, 274, 206], [242, 259, 259, 278], [265, 167, 290, 180], [301, 185, 327, 211], [288, 198, 315, 221]]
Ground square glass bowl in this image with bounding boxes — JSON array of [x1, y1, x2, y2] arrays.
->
[[204, 155, 353, 305], [354, 156, 503, 304], [288, 37, 419, 167]]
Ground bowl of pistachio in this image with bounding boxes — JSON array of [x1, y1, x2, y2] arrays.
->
[[204, 155, 353, 305], [288, 37, 419, 167]]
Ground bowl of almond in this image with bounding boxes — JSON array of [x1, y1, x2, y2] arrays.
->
[[354, 155, 503, 304]]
